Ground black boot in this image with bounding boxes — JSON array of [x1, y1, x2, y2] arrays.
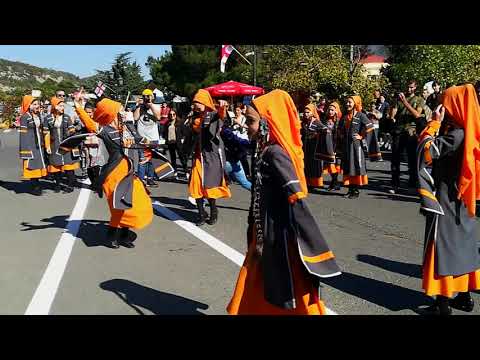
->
[[195, 198, 208, 226], [106, 226, 120, 249], [343, 186, 354, 198], [450, 292, 474, 312], [424, 296, 452, 315], [119, 227, 135, 248], [53, 172, 62, 193], [327, 174, 339, 192], [63, 170, 76, 193], [350, 186, 360, 199], [206, 199, 218, 225]]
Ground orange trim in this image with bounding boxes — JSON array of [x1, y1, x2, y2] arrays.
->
[[288, 191, 306, 204], [307, 177, 324, 187], [419, 188, 437, 201], [18, 129, 27, 133], [343, 175, 368, 186], [366, 127, 374, 133], [155, 163, 169, 173], [303, 251, 335, 263], [424, 141, 433, 165]]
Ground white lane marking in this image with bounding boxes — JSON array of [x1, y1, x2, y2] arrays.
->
[[3, 129, 12, 133], [152, 201, 338, 315], [25, 184, 91, 315]]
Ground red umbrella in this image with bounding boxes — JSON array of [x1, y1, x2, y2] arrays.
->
[[205, 80, 264, 97]]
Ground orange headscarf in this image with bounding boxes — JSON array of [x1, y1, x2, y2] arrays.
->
[[350, 95, 363, 112], [93, 98, 122, 126], [193, 89, 216, 111], [304, 103, 320, 120], [21, 95, 36, 114], [441, 84, 480, 217], [253, 89, 308, 196], [50, 96, 64, 115], [328, 101, 342, 120]]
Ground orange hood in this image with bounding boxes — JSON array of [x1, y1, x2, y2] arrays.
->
[[442, 84, 480, 217], [253, 89, 308, 196], [50, 96, 64, 115], [21, 95, 36, 115], [193, 89, 216, 111], [304, 103, 320, 120], [349, 95, 363, 112], [328, 101, 342, 120], [93, 98, 122, 126]]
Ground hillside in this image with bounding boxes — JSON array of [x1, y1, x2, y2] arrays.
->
[[0, 58, 81, 92]]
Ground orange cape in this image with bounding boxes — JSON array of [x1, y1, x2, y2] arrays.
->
[[21, 95, 35, 114], [442, 84, 480, 217], [253, 89, 308, 196]]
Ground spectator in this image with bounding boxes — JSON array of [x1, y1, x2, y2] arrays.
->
[[388, 80, 426, 194], [134, 89, 162, 187], [426, 80, 442, 111]]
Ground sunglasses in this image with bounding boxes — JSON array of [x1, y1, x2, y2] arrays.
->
[[56, 94, 66, 97]]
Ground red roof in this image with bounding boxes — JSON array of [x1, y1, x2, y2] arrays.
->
[[359, 55, 386, 64]]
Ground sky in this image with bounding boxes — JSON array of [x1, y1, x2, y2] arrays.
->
[[0, 45, 172, 79]]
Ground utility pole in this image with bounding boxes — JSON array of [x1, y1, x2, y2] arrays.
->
[[349, 45, 354, 74], [253, 45, 257, 86]]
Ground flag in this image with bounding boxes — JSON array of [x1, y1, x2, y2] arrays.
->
[[220, 45, 234, 73], [94, 81, 107, 97]]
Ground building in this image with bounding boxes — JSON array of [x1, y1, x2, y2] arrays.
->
[[359, 55, 389, 79]]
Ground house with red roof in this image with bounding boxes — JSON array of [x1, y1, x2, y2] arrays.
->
[[359, 54, 389, 78]]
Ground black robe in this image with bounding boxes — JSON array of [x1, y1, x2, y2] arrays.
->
[[19, 113, 47, 171], [44, 113, 80, 167], [190, 111, 227, 189], [301, 120, 323, 180], [250, 144, 341, 309], [337, 111, 380, 176], [417, 123, 479, 276]]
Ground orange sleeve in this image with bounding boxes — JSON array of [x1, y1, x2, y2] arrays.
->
[[75, 105, 98, 133], [288, 192, 307, 204], [419, 120, 441, 141], [424, 141, 433, 165]]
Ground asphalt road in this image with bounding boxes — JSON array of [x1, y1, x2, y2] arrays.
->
[[1, 128, 479, 315]]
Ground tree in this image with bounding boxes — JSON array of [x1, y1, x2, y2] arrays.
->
[[262, 45, 389, 108], [87, 52, 145, 102], [384, 45, 480, 91], [146, 45, 258, 97]]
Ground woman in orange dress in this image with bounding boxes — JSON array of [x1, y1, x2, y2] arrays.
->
[[44, 96, 81, 193], [188, 89, 231, 226], [18, 95, 48, 196], [417, 84, 480, 315], [227, 90, 341, 315], [73, 96, 154, 249], [337, 95, 380, 199], [301, 103, 324, 190]]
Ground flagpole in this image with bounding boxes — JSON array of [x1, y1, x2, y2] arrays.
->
[[232, 47, 252, 65]]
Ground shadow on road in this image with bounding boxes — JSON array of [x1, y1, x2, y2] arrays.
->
[[99, 279, 209, 315], [367, 193, 420, 204], [153, 196, 248, 212], [20, 216, 129, 248], [0, 179, 57, 195], [357, 254, 422, 279], [322, 271, 430, 312]]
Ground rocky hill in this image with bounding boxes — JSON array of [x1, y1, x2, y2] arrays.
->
[[0, 58, 81, 92]]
